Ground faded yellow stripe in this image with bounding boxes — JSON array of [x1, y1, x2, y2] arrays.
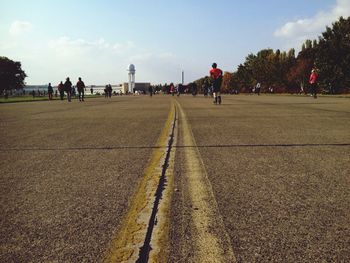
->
[[149, 103, 177, 263], [103, 101, 175, 263], [175, 100, 236, 263]]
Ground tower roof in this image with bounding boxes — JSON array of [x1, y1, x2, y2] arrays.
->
[[127, 64, 135, 72]]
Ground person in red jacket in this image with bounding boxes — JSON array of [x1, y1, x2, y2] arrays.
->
[[209, 63, 223, 104], [76, 77, 85, 102], [169, 83, 175, 96], [309, 69, 318, 99]]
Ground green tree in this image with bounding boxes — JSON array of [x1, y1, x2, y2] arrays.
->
[[252, 49, 275, 87], [315, 16, 350, 93], [0, 57, 27, 93], [194, 16, 349, 94], [194, 76, 211, 94], [235, 58, 254, 92], [305, 39, 313, 49]]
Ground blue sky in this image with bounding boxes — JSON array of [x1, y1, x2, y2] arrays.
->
[[1, 0, 349, 85]]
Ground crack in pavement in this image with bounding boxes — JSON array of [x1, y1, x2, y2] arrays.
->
[[2, 143, 348, 152], [103, 102, 177, 263]]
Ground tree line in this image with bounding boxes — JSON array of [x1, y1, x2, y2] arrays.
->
[[196, 16, 350, 94]]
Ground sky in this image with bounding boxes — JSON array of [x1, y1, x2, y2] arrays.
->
[[1, 0, 350, 85]]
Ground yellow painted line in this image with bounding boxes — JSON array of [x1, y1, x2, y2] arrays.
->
[[149, 106, 177, 263], [175, 100, 236, 263], [103, 101, 176, 263]]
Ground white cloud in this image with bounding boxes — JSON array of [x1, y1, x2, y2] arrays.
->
[[157, 52, 175, 59], [129, 51, 175, 62], [48, 36, 137, 57], [48, 36, 93, 56], [2, 33, 178, 84], [129, 52, 153, 62], [274, 0, 350, 39], [9, 20, 32, 36], [112, 41, 135, 54]]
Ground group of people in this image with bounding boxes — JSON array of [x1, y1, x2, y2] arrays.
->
[[56, 77, 86, 102], [169, 83, 182, 97], [104, 84, 113, 98], [209, 63, 320, 103], [43, 64, 319, 104], [29, 89, 50, 98]]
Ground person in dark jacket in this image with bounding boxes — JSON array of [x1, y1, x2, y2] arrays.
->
[[58, 81, 64, 100], [48, 83, 53, 100], [64, 77, 72, 102], [107, 84, 112, 98], [76, 77, 85, 102]]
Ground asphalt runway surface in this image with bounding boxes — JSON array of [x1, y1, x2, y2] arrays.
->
[[0, 96, 170, 262], [1, 95, 349, 262], [169, 95, 350, 263]]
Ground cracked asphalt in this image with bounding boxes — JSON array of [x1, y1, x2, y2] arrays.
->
[[1, 94, 349, 262], [169, 95, 350, 262], [0, 96, 170, 262]]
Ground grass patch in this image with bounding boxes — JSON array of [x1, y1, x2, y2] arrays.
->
[[0, 96, 53, 103], [0, 95, 103, 103]]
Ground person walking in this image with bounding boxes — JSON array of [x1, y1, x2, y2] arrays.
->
[[76, 77, 85, 102], [209, 63, 223, 104], [191, 82, 198, 96], [72, 86, 76, 98], [255, 82, 261, 95], [202, 79, 209, 97], [104, 85, 108, 98], [108, 84, 112, 98], [64, 77, 72, 102], [58, 81, 64, 100], [48, 83, 53, 100], [309, 69, 318, 99], [148, 85, 153, 97], [170, 83, 175, 96]]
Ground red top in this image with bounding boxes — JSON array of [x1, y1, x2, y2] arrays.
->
[[76, 80, 85, 91], [309, 72, 318, 84], [58, 83, 64, 91], [210, 68, 223, 79]]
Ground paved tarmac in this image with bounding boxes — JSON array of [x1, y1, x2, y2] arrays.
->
[[170, 95, 350, 263], [1, 95, 349, 262], [0, 96, 171, 262]]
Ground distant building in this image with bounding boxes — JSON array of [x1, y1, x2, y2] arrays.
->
[[24, 85, 47, 91], [121, 82, 150, 94], [89, 85, 123, 95]]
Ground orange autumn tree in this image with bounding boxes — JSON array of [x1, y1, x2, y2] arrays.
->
[[221, 71, 234, 93]]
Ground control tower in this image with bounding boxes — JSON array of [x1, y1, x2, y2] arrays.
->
[[127, 64, 136, 93]]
